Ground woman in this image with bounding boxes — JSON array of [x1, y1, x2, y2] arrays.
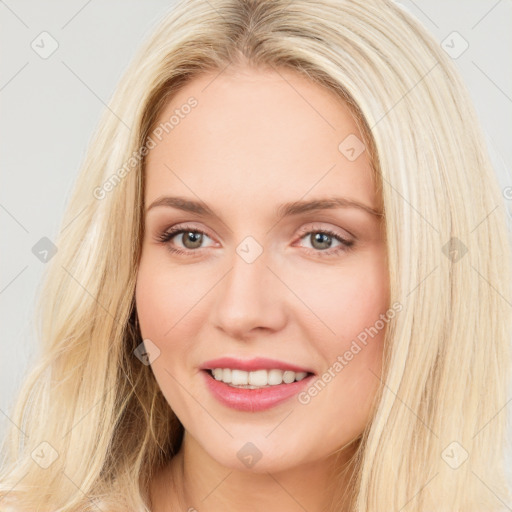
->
[[1, 0, 510, 511]]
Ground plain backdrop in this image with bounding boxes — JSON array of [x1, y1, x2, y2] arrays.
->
[[1, 0, 511, 475]]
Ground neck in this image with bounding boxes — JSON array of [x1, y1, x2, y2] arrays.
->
[[153, 431, 360, 512]]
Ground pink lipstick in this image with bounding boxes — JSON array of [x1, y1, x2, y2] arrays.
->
[[199, 356, 316, 412]]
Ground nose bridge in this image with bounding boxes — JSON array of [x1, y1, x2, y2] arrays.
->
[[211, 241, 285, 336]]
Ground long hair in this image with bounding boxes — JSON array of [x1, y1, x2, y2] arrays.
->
[[1, 0, 510, 510]]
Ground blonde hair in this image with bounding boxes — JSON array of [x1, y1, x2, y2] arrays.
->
[[1, 0, 511, 510]]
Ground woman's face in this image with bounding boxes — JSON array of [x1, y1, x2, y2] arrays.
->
[[135, 65, 389, 473]]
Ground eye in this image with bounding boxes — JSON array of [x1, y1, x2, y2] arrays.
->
[[155, 224, 214, 256], [295, 225, 355, 258], [154, 223, 355, 258]]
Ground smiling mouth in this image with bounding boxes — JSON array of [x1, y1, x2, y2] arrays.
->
[[204, 368, 315, 389]]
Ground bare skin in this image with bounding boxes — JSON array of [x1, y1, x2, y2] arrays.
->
[[135, 64, 389, 512]]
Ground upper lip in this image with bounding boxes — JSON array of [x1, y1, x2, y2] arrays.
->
[[200, 357, 315, 374]]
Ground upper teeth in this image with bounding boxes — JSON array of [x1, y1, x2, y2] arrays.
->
[[211, 368, 309, 387]]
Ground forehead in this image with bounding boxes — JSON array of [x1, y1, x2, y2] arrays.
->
[[144, 66, 379, 216]]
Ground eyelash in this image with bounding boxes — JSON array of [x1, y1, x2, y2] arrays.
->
[[155, 224, 355, 258]]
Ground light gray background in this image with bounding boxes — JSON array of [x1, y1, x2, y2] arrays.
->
[[1, 0, 511, 479]]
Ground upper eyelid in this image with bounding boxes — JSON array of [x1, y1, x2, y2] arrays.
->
[[297, 222, 354, 240], [161, 222, 353, 245]]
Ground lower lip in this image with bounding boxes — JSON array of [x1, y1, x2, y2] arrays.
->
[[201, 370, 315, 412]]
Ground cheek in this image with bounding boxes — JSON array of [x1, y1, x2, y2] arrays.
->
[[134, 256, 204, 410], [293, 252, 388, 421], [329, 255, 389, 378], [291, 250, 389, 344], [135, 263, 171, 340], [135, 254, 206, 340]]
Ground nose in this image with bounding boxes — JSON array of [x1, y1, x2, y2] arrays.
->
[[211, 248, 287, 340]]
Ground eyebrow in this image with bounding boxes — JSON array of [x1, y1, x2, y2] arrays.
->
[[146, 195, 383, 219]]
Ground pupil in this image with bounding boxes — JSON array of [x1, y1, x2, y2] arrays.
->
[[184, 231, 202, 248], [312, 232, 331, 250]]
